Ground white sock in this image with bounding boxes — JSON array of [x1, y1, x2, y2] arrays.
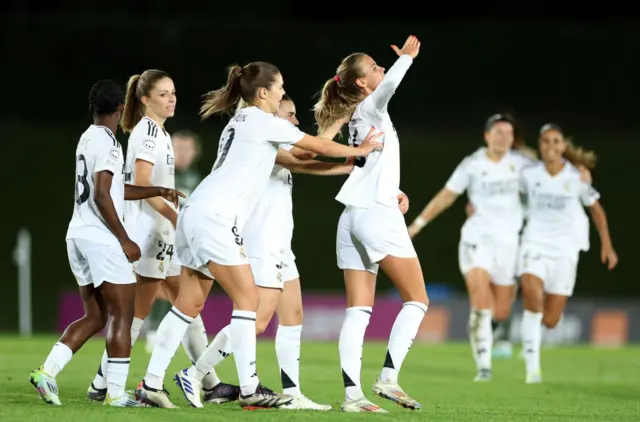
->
[[230, 310, 259, 396], [106, 357, 130, 399], [144, 307, 193, 390], [43, 342, 73, 378], [193, 325, 232, 383], [92, 317, 145, 390], [130, 317, 145, 347], [469, 308, 493, 371], [380, 301, 427, 384], [339, 306, 372, 400], [275, 324, 302, 396], [521, 310, 543, 375], [182, 315, 220, 389]]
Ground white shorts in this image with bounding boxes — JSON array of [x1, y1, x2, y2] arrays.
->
[[175, 206, 249, 279], [517, 247, 578, 297], [250, 249, 299, 289], [337, 204, 417, 275], [132, 235, 181, 279], [458, 238, 518, 286], [66, 238, 135, 288]]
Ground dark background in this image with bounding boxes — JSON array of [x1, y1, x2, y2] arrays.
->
[[2, 2, 638, 331]]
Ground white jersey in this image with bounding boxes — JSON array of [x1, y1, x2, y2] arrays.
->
[[520, 162, 600, 258], [124, 117, 176, 243], [185, 106, 304, 230], [66, 125, 125, 246], [446, 147, 536, 243], [335, 55, 413, 208]]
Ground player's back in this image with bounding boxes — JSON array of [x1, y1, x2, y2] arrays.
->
[[185, 106, 304, 229], [66, 125, 125, 246]]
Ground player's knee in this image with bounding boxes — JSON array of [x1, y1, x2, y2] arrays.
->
[[493, 304, 510, 321], [84, 313, 107, 335], [542, 314, 561, 329]]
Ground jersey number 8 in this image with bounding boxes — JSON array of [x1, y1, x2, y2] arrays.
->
[[75, 154, 91, 205]]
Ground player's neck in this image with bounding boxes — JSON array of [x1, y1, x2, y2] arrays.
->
[[485, 149, 506, 163], [544, 160, 565, 176], [93, 117, 118, 135], [145, 112, 166, 128]]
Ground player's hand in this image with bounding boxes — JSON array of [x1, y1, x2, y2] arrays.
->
[[578, 166, 592, 184], [159, 187, 186, 208], [355, 127, 383, 156], [601, 244, 618, 270], [398, 192, 409, 214], [121, 239, 141, 263], [391, 35, 420, 59]]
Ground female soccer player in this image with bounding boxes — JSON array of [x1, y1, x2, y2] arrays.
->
[[135, 61, 382, 409], [518, 124, 617, 384], [30, 80, 182, 407], [87, 70, 215, 401], [407, 113, 537, 381], [312, 35, 425, 413]]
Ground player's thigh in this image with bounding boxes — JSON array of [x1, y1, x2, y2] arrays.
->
[[208, 262, 259, 311], [277, 277, 303, 326], [379, 255, 428, 305], [336, 207, 379, 275], [134, 274, 163, 319], [78, 283, 108, 327], [344, 269, 377, 308], [161, 275, 181, 303]]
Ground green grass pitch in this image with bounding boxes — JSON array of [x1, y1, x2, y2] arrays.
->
[[1, 336, 639, 421]]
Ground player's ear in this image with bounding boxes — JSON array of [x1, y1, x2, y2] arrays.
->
[[257, 87, 268, 100], [140, 95, 150, 106], [355, 77, 366, 89]]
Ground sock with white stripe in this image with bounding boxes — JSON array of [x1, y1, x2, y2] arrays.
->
[[380, 301, 428, 384]]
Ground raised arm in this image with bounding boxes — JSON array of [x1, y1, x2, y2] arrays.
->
[[408, 188, 460, 238], [367, 36, 420, 112], [295, 127, 382, 158]]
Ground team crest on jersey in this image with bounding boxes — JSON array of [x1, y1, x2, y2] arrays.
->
[[159, 260, 164, 273], [109, 147, 120, 160], [239, 246, 247, 258], [563, 180, 571, 192], [143, 139, 156, 151], [276, 271, 282, 282], [509, 164, 516, 172]]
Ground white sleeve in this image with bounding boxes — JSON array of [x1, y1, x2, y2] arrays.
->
[[444, 158, 471, 194], [360, 55, 413, 114], [95, 141, 122, 175], [279, 144, 294, 152], [132, 132, 158, 164], [266, 116, 305, 146], [579, 181, 600, 206]]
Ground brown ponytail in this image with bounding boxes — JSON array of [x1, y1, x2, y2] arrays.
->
[[121, 69, 171, 133], [200, 61, 282, 120], [313, 53, 367, 135], [121, 74, 141, 133], [564, 138, 597, 169]]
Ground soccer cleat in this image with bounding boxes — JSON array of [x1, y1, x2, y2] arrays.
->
[[473, 368, 492, 382], [526, 371, 543, 384], [492, 341, 514, 359], [135, 380, 177, 408], [203, 382, 240, 404], [86, 382, 107, 402], [238, 384, 293, 410], [341, 397, 388, 413], [29, 367, 61, 406], [104, 392, 147, 407], [372, 378, 421, 410], [280, 394, 332, 410], [174, 369, 203, 408]]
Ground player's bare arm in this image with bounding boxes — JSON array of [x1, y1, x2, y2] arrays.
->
[[124, 184, 185, 208], [134, 159, 180, 227], [588, 200, 618, 270], [94, 170, 141, 262], [276, 149, 354, 176]]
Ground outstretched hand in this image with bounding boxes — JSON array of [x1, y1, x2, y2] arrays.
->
[[391, 35, 421, 59]]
